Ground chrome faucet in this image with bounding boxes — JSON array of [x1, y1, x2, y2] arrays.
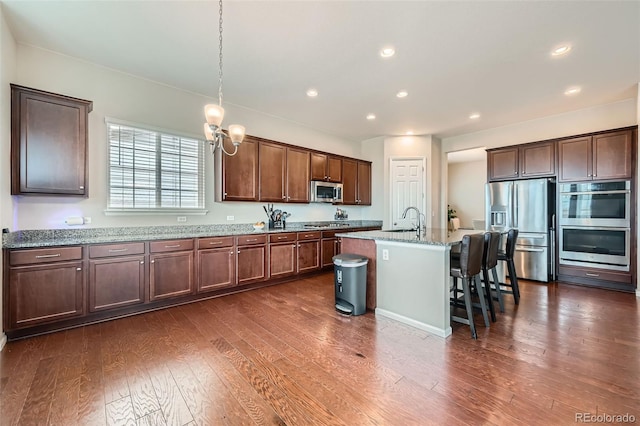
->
[[401, 206, 424, 237]]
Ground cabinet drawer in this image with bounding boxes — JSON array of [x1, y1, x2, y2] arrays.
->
[[10, 246, 83, 266], [298, 231, 321, 241], [269, 233, 297, 243], [197, 236, 234, 249], [558, 265, 632, 284], [149, 239, 194, 253], [322, 230, 338, 238], [236, 235, 268, 246], [89, 242, 145, 258]]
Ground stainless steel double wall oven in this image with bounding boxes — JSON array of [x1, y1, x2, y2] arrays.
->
[[558, 180, 631, 271]]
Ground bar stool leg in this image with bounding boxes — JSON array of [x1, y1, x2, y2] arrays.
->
[[474, 275, 490, 327], [507, 259, 520, 304], [482, 266, 497, 322], [461, 277, 477, 339], [491, 267, 505, 312]]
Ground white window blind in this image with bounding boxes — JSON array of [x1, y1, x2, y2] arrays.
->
[[107, 122, 205, 212]]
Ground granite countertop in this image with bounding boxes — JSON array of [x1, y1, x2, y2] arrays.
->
[[3, 220, 383, 249], [337, 228, 484, 246]]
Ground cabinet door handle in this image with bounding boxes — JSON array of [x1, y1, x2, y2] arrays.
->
[[35, 253, 61, 259], [209, 241, 222, 245], [246, 238, 257, 242], [76, 267, 82, 271], [164, 244, 181, 248], [282, 196, 286, 199], [229, 251, 234, 255], [151, 260, 155, 264], [108, 248, 129, 253], [585, 273, 600, 277], [79, 186, 85, 189], [237, 249, 241, 254], [277, 236, 287, 240], [140, 261, 144, 264]]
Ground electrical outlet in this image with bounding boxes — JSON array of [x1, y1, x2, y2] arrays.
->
[[227, 215, 234, 221], [177, 216, 187, 222], [382, 249, 389, 261], [83, 217, 92, 224]]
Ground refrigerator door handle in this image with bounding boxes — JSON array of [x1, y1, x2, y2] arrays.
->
[[513, 183, 518, 228]]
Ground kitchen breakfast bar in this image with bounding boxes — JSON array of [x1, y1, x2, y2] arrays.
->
[[338, 229, 481, 338]]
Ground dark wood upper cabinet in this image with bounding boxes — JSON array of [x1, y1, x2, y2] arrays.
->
[[11, 84, 92, 196], [592, 130, 633, 180], [357, 161, 372, 205], [286, 147, 310, 202], [487, 147, 519, 181], [342, 159, 371, 205], [520, 142, 555, 178], [488, 141, 555, 181], [216, 135, 258, 201], [259, 142, 310, 203], [342, 159, 358, 204], [259, 141, 287, 202], [311, 153, 342, 182], [558, 130, 633, 182]]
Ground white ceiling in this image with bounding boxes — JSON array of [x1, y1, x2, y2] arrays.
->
[[2, 1, 639, 142]]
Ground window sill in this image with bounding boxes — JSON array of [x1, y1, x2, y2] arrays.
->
[[104, 208, 208, 216]]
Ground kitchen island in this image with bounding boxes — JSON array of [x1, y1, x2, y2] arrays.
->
[[338, 229, 482, 337]]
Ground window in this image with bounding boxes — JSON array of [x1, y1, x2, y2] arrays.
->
[[107, 120, 206, 213]]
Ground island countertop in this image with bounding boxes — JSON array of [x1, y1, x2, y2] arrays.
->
[[337, 228, 482, 246]]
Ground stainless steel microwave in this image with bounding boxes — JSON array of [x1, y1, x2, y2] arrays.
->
[[310, 181, 343, 203]]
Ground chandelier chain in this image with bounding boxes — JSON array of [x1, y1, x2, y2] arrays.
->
[[218, 0, 224, 106]]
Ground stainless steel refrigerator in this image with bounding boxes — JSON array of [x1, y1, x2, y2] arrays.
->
[[485, 178, 555, 282]]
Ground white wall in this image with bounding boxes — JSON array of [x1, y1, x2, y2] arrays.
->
[[447, 159, 486, 229], [9, 44, 370, 230], [443, 99, 637, 153], [0, 3, 17, 349]]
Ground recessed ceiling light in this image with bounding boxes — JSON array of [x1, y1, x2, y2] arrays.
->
[[380, 47, 395, 58], [396, 90, 408, 98], [564, 86, 581, 95], [306, 88, 318, 97], [366, 114, 376, 120], [551, 44, 572, 57], [406, 130, 414, 135], [469, 113, 481, 120]]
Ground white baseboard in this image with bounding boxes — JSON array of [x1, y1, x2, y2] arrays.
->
[[375, 308, 452, 338], [636, 289, 640, 298], [0, 333, 6, 352]]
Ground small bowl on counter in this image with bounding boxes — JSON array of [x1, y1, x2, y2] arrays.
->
[[252, 222, 265, 231]]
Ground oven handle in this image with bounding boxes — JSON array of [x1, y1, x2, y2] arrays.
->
[[515, 247, 545, 253], [560, 226, 630, 232], [560, 190, 630, 195]]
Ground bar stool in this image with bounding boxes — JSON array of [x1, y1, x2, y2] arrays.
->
[[497, 228, 520, 305], [450, 233, 489, 339], [481, 231, 504, 319]]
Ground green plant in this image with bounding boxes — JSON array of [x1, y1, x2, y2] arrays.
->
[[448, 205, 457, 221]]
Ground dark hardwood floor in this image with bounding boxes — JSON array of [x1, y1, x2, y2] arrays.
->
[[1, 272, 639, 425]]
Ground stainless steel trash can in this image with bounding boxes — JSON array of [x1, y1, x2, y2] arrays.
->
[[333, 253, 369, 315]]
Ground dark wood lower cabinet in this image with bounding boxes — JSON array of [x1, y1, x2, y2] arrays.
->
[[298, 240, 320, 273], [8, 261, 84, 329], [149, 251, 194, 301], [321, 238, 340, 268], [198, 247, 236, 292], [269, 243, 297, 279], [89, 256, 145, 312], [236, 244, 267, 285], [3, 228, 380, 339]]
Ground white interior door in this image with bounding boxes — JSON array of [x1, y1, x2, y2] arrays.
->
[[390, 158, 425, 229]]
